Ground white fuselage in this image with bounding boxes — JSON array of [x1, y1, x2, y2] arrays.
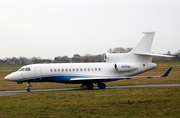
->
[[5, 62, 157, 84]]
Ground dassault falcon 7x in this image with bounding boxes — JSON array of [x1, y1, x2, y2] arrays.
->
[[5, 32, 173, 92]]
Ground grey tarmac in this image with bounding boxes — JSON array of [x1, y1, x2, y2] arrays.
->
[[0, 84, 180, 96]]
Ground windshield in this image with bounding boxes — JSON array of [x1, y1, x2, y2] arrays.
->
[[18, 68, 25, 71], [18, 68, 31, 71]]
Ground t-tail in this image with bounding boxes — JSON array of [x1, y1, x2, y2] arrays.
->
[[105, 31, 173, 64], [131, 32, 173, 58], [131, 31, 155, 54]]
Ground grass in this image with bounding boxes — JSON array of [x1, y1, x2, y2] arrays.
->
[[156, 62, 180, 68], [0, 87, 180, 117], [156, 61, 180, 65], [0, 65, 23, 70]]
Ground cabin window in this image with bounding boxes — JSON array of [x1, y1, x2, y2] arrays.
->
[[18, 68, 25, 71], [88, 68, 90, 71], [91, 68, 93, 71], [54, 69, 56, 72], [84, 68, 86, 71], [58, 69, 60, 72], [143, 64, 145, 66], [73, 69, 75, 72], [62, 69, 64, 72], [25, 68, 31, 71], [76, 68, 79, 71], [95, 68, 97, 71], [80, 68, 83, 71], [50, 69, 53, 72], [69, 69, 71, 72], [65, 69, 68, 72], [98, 68, 101, 71]]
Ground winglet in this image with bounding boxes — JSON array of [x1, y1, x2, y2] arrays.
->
[[162, 67, 172, 77]]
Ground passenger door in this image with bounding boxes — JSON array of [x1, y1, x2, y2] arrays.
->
[[34, 67, 41, 81]]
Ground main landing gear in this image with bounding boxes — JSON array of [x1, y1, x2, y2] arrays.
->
[[81, 83, 106, 90], [87, 83, 94, 89], [27, 81, 32, 92], [97, 83, 106, 89]]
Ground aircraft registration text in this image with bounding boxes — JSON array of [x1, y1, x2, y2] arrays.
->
[[121, 65, 131, 68]]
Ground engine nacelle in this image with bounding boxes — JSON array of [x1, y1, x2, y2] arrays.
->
[[114, 63, 138, 72]]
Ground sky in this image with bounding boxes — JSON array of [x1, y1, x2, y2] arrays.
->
[[0, 0, 180, 59]]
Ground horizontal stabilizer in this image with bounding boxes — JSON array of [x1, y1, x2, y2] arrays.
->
[[70, 67, 172, 81], [134, 52, 174, 57]]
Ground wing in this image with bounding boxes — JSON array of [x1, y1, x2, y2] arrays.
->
[[70, 67, 172, 81]]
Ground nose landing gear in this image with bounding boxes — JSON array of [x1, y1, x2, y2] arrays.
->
[[27, 81, 32, 92]]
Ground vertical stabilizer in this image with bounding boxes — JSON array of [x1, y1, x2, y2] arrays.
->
[[131, 32, 155, 53]]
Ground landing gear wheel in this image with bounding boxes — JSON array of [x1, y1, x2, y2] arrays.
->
[[87, 83, 94, 89], [98, 83, 106, 89], [27, 81, 32, 92], [27, 88, 31, 92]]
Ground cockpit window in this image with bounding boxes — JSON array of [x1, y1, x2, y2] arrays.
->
[[18, 68, 25, 71], [25, 68, 31, 71], [18, 68, 31, 71]]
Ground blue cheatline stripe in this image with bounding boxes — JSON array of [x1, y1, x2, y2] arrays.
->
[[20, 75, 93, 83], [19, 75, 121, 83]]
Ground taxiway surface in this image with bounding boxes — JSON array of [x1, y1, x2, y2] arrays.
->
[[0, 84, 180, 96]]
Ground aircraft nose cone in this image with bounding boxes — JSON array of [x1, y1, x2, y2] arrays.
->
[[4, 74, 13, 80], [4, 72, 22, 81]]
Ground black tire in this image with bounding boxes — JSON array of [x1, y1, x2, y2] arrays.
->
[[87, 83, 93, 89], [99, 84, 106, 89], [27, 88, 31, 92]]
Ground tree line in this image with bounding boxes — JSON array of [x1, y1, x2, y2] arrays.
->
[[0, 48, 179, 66]]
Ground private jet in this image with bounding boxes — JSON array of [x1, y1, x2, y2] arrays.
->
[[5, 32, 173, 92]]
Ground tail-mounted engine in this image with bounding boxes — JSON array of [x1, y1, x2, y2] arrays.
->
[[114, 63, 138, 72]]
